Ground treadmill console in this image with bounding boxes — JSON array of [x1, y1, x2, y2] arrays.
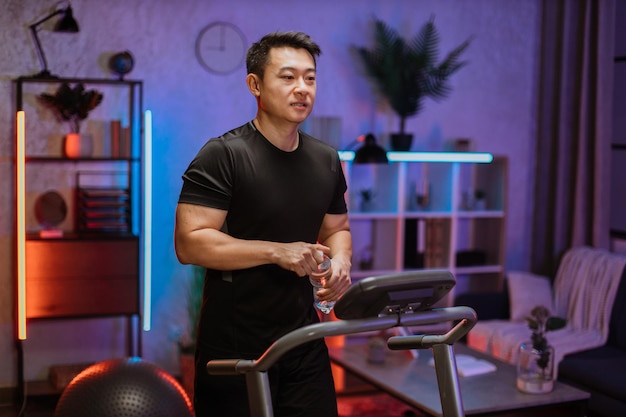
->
[[334, 270, 456, 320]]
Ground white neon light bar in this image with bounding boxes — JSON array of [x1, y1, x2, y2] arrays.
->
[[16, 111, 27, 340], [337, 151, 355, 161], [339, 151, 493, 163], [142, 110, 153, 331]]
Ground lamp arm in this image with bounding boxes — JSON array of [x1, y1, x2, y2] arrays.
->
[[29, 25, 49, 76], [29, 9, 64, 78], [30, 9, 64, 28]]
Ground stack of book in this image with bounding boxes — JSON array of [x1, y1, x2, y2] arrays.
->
[[76, 187, 130, 234]]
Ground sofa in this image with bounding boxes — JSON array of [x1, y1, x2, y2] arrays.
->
[[455, 246, 626, 417]]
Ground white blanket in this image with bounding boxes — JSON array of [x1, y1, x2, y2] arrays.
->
[[468, 247, 626, 373]]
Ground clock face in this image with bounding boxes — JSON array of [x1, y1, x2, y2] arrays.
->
[[195, 22, 247, 75]]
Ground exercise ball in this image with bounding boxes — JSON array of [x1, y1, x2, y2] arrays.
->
[[55, 357, 194, 417]]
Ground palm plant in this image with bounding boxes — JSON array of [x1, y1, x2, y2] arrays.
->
[[354, 17, 471, 140], [179, 265, 205, 354], [38, 82, 103, 133], [177, 265, 205, 400]]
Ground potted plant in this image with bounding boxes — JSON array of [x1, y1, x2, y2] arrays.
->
[[358, 188, 375, 212], [516, 305, 566, 394], [38, 82, 103, 158], [353, 17, 471, 151], [474, 189, 486, 210], [179, 264, 205, 401]]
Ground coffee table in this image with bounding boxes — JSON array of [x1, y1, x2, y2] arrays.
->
[[329, 342, 589, 416]]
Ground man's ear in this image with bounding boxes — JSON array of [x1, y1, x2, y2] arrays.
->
[[246, 74, 261, 97]]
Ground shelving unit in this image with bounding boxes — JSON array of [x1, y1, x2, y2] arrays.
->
[[13, 76, 146, 398], [340, 153, 508, 305]]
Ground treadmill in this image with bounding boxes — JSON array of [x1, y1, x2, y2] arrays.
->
[[206, 270, 477, 417]]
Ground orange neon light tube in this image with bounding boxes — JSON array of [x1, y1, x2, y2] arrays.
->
[[16, 111, 26, 340]]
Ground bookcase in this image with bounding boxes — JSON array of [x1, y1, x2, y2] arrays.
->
[[13, 76, 145, 397], [340, 154, 508, 305]]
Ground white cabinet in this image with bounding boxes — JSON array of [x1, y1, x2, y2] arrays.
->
[[341, 154, 507, 304]]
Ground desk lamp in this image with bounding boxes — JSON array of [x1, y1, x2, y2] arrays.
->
[[28, 5, 80, 78], [351, 133, 389, 164]]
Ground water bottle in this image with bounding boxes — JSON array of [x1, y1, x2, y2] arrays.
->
[[309, 252, 335, 314]]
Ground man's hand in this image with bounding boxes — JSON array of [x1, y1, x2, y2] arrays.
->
[[272, 242, 330, 277], [316, 254, 352, 302]]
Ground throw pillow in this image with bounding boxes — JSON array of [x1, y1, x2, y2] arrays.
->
[[507, 271, 554, 322]]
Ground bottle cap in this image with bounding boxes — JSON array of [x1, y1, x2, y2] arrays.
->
[[317, 250, 331, 272]]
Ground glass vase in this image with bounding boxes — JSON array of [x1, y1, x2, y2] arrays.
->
[[516, 341, 555, 394]]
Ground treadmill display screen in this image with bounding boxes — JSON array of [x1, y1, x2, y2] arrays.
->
[[388, 288, 434, 302]]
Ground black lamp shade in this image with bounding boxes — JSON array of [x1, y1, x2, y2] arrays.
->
[[54, 6, 79, 33], [27, 5, 80, 78], [354, 134, 389, 164]]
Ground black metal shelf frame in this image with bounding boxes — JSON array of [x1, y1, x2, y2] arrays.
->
[[13, 76, 145, 403]]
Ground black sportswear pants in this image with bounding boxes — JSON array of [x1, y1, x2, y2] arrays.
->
[[194, 339, 338, 417]]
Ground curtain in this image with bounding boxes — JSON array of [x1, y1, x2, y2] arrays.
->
[[531, 0, 616, 276]]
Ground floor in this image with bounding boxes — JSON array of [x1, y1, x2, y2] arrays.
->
[[0, 393, 423, 417], [0, 391, 592, 417], [0, 393, 417, 417], [0, 366, 593, 417], [0, 395, 56, 417]]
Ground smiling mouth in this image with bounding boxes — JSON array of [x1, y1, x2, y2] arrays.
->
[[291, 102, 307, 108]]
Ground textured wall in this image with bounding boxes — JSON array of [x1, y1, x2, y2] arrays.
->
[[0, 0, 540, 387]]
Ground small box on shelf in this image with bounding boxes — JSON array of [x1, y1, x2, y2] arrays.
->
[[424, 218, 451, 268], [39, 229, 64, 238], [110, 120, 132, 158], [455, 250, 487, 267], [76, 187, 130, 234], [75, 171, 132, 236]]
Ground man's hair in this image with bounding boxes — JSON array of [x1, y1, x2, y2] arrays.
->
[[246, 31, 321, 78]]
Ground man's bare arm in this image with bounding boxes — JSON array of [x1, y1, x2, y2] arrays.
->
[[174, 202, 329, 276]]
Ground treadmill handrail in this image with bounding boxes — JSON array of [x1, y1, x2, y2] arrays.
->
[[207, 306, 476, 376], [388, 316, 476, 350]]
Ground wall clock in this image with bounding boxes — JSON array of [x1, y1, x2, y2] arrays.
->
[[195, 22, 247, 75]]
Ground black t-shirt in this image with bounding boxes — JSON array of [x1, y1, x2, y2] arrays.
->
[[179, 121, 347, 356]]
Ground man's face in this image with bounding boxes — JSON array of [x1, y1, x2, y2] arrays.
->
[[257, 47, 316, 124]]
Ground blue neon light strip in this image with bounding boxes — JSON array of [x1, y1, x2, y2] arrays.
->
[[143, 110, 153, 331], [337, 151, 355, 161], [339, 151, 493, 163]]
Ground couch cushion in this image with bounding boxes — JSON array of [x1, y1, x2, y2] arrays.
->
[[506, 271, 554, 321], [607, 268, 626, 349], [455, 289, 509, 321], [559, 345, 626, 402]]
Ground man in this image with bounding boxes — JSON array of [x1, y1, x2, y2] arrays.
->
[[175, 31, 352, 417]]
